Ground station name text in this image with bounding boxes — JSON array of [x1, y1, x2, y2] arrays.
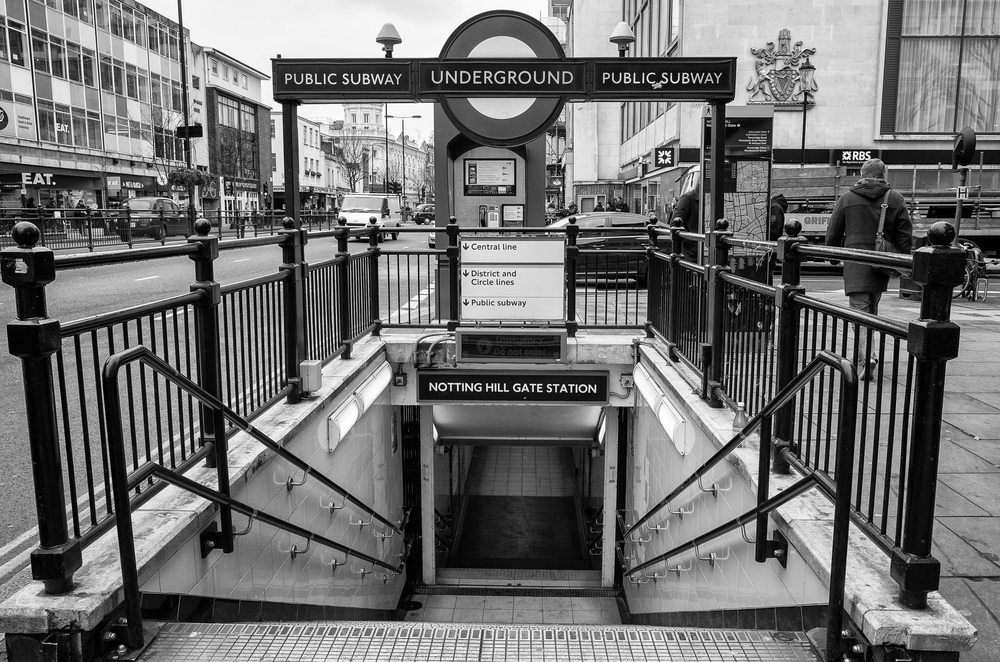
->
[[427, 381, 599, 395]]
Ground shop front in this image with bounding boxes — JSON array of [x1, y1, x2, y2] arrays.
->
[[0, 168, 104, 211]]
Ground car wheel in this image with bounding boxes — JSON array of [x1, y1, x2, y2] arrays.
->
[[152, 224, 165, 240]]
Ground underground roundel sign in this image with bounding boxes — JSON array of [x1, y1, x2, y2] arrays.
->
[[438, 10, 566, 147]]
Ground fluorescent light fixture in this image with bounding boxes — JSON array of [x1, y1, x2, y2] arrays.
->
[[632, 363, 691, 455], [597, 410, 607, 446], [326, 362, 392, 452]]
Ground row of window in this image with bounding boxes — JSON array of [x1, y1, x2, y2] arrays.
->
[[97, 0, 180, 61], [218, 95, 256, 133], [209, 59, 249, 90], [37, 99, 102, 148], [35, 0, 95, 25]]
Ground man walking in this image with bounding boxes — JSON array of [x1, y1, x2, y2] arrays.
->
[[670, 177, 701, 261], [825, 158, 913, 376]]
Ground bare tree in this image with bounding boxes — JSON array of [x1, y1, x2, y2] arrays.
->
[[331, 131, 373, 193], [132, 106, 189, 188]]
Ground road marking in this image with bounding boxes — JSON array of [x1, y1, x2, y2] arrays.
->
[[232, 258, 251, 263], [135, 276, 160, 282]]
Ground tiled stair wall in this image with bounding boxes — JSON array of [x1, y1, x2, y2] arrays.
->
[[141, 388, 407, 616]]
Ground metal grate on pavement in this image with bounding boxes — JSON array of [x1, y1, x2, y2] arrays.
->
[[140, 621, 820, 661]]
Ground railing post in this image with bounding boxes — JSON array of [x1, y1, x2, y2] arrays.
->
[[279, 216, 308, 401], [446, 217, 460, 331], [565, 216, 579, 338], [368, 216, 382, 336], [336, 216, 353, 359], [644, 218, 660, 338], [704, 219, 731, 408], [891, 221, 965, 609], [0, 222, 82, 593], [187, 217, 234, 553], [773, 221, 807, 474], [666, 220, 684, 360]]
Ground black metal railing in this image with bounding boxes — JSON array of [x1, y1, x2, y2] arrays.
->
[[1, 212, 965, 617], [642, 218, 967, 610], [621, 351, 858, 661], [101, 344, 409, 650]]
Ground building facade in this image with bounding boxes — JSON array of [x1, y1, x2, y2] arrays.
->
[[0, 0, 192, 210], [196, 47, 270, 217], [0, 0, 270, 219], [271, 103, 434, 212], [562, 0, 999, 229]]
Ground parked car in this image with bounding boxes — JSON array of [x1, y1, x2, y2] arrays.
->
[[339, 194, 402, 240], [116, 197, 187, 241], [548, 212, 661, 285], [412, 204, 435, 225]]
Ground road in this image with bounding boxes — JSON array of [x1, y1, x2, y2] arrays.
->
[[0, 226, 432, 593]]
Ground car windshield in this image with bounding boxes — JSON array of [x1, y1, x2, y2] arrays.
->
[[341, 196, 383, 212], [125, 199, 159, 210]]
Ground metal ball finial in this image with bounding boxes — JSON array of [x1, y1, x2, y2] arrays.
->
[[784, 219, 802, 237], [715, 218, 729, 231], [927, 222, 955, 246], [194, 218, 212, 236], [11, 222, 40, 247], [282, 216, 295, 230]]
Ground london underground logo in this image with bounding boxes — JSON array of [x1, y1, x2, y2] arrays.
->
[[0, 106, 8, 131]]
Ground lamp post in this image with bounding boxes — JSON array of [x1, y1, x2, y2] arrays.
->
[[177, 0, 195, 233], [386, 113, 420, 205], [799, 57, 816, 165], [609, 22, 636, 57]]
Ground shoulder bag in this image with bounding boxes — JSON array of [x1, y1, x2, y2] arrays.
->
[[873, 193, 909, 278]]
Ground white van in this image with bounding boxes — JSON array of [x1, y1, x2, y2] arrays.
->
[[338, 193, 402, 240]]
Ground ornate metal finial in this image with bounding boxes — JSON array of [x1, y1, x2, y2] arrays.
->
[[747, 28, 818, 107], [338, 216, 347, 226], [927, 222, 956, 246], [194, 218, 212, 236], [11, 222, 40, 248], [282, 216, 295, 229], [716, 218, 730, 231], [784, 219, 802, 237]]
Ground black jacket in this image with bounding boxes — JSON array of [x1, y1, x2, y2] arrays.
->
[[826, 179, 913, 294], [670, 189, 700, 261], [769, 194, 788, 240]]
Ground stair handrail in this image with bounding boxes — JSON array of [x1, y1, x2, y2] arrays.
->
[[622, 350, 858, 662], [102, 345, 410, 650], [105, 345, 404, 536]]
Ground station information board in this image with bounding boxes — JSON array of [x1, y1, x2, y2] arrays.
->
[[460, 237, 564, 323]]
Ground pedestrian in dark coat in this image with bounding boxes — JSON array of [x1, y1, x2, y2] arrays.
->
[[825, 158, 912, 316], [670, 179, 700, 261], [769, 194, 788, 240]]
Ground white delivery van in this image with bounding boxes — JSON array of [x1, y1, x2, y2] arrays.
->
[[338, 193, 402, 240]]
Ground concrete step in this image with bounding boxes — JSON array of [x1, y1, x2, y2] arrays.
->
[[140, 621, 820, 661]]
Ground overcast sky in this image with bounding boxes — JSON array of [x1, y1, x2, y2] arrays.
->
[[140, 0, 551, 140]]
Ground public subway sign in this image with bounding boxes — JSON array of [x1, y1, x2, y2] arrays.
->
[[272, 57, 736, 102], [417, 371, 609, 404]]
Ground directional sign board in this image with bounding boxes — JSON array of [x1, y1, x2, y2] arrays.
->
[[461, 237, 564, 322]]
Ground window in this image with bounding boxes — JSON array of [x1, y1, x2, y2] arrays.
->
[[210, 59, 218, 75], [125, 63, 138, 99], [272, 153, 276, 172], [82, 48, 95, 86], [241, 73, 248, 89], [270, 119, 275, 138], [883, 0, 1000, 133], [66, 42, 82, 82], [232, 68, 238, 84], [31, 29, 49, 73], [0, 20, 7, 63], [137, 68, 148, 101], [363, 113, 370, 124], [191, 75, 200, 90], [7, 20, 26, 67]]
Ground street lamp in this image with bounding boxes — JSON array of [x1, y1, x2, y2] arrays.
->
[[386, 113, 420, 206], [799, 57, 816, 165], [375, 24, 401, 59], [177, 0, 195, 233], [609, 22, 635, 57]]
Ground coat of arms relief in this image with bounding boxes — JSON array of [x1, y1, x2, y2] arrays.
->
[[747, 29, 818, 108]]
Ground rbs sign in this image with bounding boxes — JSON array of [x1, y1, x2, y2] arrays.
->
[[832, 149, 875, 166]]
